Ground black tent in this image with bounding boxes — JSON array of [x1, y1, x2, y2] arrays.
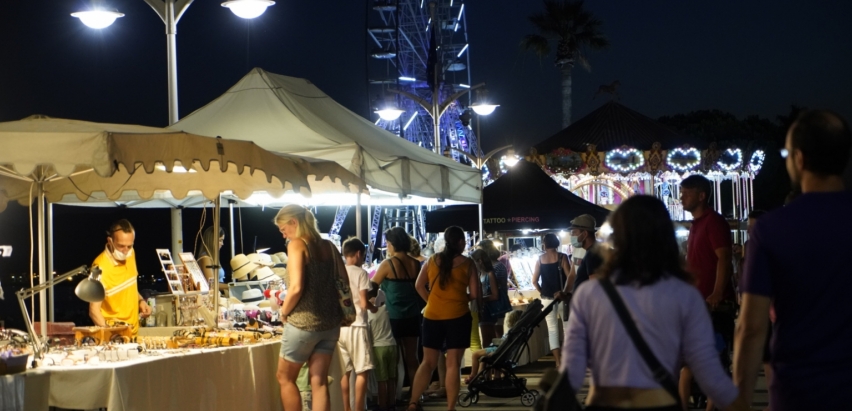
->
[[426, 160, 610, 232]]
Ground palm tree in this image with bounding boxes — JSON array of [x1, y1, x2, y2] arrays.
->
[[522, 0, 609, 128]]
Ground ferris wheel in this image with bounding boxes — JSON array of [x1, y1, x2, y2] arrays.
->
[[366, 0, 481, 161]]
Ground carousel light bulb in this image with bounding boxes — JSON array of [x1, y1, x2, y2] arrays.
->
[[71, 10, 124, 29], [717, 148, 743, 172], [221, 0, 275, 19]]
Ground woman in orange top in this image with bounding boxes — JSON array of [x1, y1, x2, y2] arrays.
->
[[407, 226, 481, 411]]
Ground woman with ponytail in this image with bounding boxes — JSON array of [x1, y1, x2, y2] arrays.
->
[[407, 226, 481, 411], [273, 204, 348, 411]]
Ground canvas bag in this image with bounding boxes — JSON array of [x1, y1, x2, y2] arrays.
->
[[328, 241, 356, 326]]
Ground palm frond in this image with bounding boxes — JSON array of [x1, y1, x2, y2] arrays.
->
[[520, 34, 551, 57]]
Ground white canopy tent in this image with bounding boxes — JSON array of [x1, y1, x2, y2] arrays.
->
[[170, 68, 482, 205], [0, 115, 364, 337]]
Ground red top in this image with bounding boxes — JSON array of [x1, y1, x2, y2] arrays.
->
[[686, 209, 732, 299]]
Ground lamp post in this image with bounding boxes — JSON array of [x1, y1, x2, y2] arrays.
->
[[73, 0, 275, 125], [71, 0, 273, 321]]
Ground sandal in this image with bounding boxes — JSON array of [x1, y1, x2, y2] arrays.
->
[[427, 387, 447, 399], [405, 402, 422, 411]]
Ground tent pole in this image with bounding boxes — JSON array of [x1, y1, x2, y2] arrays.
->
[[171, 208, 183, 261], [212, 195, 221, 317], [165, 0, 179, 124], [478, 203, 483, 243], [37, 179, 47, 338], [47, 202, 54, 322], [229, 200, 236, 261], [356, 193, 362, 240]]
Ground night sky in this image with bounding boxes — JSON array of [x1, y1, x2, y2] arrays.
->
[[1, 1, 851, 327], [2, 1, 851, 151]]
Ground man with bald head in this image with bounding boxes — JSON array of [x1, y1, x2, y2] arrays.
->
[[89, 219, 151, 335], [733, 110, 852, 410]]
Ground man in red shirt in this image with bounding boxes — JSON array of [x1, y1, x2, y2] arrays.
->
[[679, 174, 733, 410]]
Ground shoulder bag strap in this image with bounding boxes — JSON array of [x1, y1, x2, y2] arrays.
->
[[557, 253, 565, 293], [599, 278, 682, 407]]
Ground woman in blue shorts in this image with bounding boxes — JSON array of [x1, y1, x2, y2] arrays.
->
[[274, 204, 346, 411]]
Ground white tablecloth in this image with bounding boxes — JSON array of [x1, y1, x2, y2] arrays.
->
[[4, 340, 345, 411]]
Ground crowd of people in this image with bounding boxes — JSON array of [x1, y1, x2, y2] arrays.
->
[[163, 108, 844, 411]]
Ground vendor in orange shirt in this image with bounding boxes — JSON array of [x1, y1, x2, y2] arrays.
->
[[88, 219, 151, 335]]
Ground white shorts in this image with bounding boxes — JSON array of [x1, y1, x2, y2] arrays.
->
[[338, 326, 373, 374]]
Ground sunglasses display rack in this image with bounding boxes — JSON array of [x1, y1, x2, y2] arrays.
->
[[177, 252, 210, 294], [156, 249, 185, 295]]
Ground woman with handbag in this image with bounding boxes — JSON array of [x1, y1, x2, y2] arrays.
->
[[562, 196, 748, 411], [274, 204, 351, 411], [532, 233, 573, 366]]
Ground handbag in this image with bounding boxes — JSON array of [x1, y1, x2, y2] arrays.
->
[[329, 241, 356, 327], [534, 368, 583, 411], [599, 278, 682, 407], [557, 253, 571, 319]]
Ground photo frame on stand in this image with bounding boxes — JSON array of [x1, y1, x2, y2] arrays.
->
[[156, 249, 184, 294]]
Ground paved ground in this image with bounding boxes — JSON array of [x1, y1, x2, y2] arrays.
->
[[415, 356, 769, 411]]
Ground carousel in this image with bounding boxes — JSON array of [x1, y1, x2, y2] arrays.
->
[[528, 101, 766, 223]]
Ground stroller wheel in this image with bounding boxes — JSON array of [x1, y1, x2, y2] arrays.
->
[[520, 392, 536, 406], [530, 389, 540, 397], [457, 391, 478, 408]]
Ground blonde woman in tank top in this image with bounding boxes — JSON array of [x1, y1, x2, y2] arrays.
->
[[274, 204, 348, 411]]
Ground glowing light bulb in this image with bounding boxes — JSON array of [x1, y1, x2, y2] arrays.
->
[[71, 10, 124, 29], [221, 0, 275, 19]]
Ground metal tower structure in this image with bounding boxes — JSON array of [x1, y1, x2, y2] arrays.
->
[[367, 0, 482, 161]]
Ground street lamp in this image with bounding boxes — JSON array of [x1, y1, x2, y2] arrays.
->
[[71, 10, 124, 29], [502, 149, 520, 167], [221, 0, 275, 19], [374, 94, 405, 121], [73, 0, 274, 125]]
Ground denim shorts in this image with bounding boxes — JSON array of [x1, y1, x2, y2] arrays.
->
[[280, 323, 340, 363]]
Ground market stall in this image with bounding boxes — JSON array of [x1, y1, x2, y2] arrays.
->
[[0, 116, 363, 410]]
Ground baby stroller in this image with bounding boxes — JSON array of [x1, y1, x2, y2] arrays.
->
[[458, 298, 555, 407]]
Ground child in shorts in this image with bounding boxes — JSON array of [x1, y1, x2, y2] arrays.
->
[[368, 286, 398, 411], [340, 238, 377, 411], [465, 309, 524, 384]]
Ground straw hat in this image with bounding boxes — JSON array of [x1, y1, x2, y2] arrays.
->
[[247, 253, 274, 267], [241, 289, 264, 303], [273, 252, 288, 265], [230, 254, 258, 281], [253, 266, 277, 281]]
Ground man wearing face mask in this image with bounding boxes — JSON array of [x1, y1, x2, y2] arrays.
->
[[568, 214, 602, 293], [88, 219, 151, 335]]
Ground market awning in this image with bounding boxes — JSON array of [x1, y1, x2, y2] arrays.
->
[[0, 116, 366, 211], [170, 68, 482, 204]]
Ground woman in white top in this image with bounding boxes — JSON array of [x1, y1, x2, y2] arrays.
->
[[563, 196, 749, 411]]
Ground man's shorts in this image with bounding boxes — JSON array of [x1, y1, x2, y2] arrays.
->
[[338, 326, 373, 374], [372, 344, 398, 382], [280, 323, 340, 363]]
